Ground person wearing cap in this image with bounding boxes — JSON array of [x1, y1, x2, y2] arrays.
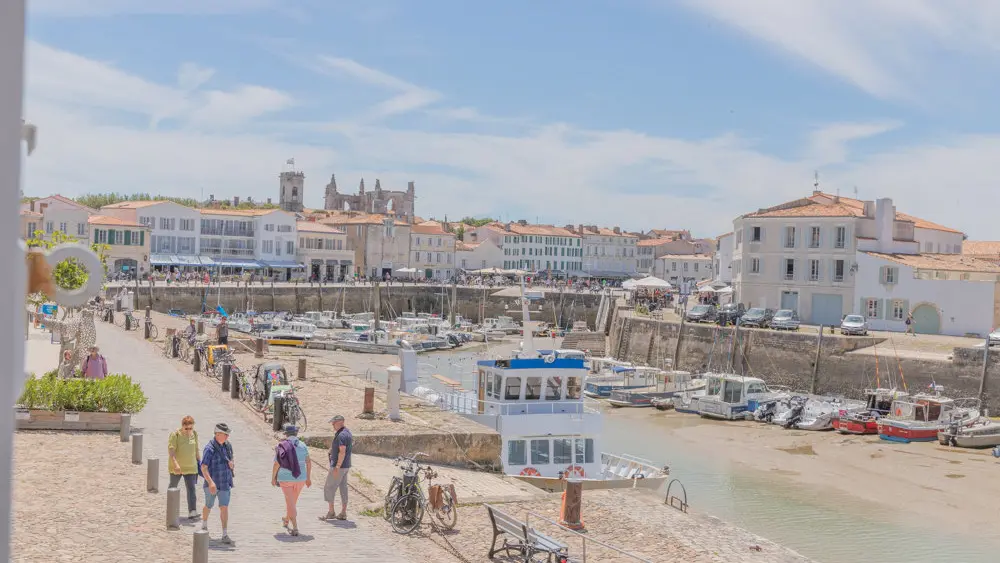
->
[[320, 414, 352, 521], [200, 423, 235, 545], [272, 424, 311, 536]]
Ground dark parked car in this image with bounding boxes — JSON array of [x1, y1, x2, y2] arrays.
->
[[685, 304, 718, 323], [740, 307, 775, 328], [717, 303, 746, 326], [770, 309, 801, 331]]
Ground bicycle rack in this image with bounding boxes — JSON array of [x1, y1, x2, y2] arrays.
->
[[664, 479, 688, 513]]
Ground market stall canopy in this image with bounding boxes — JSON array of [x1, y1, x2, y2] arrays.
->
[[716, 286, 734, 294], [627, 276, 673, 289], [698, 285, 717, 293], [395, 267, 417, 273], [471, 267, 504, 275]]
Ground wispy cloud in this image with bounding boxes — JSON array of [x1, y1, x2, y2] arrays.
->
[[316, 56, 441, 118], [679, 0, 1000, 103], [806, 120, 902, 163]]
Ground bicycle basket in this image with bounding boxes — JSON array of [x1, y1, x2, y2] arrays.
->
[[428, 485, 442, 510]]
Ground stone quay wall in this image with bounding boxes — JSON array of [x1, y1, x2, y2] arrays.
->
[[109, 284, 603, 328], [608, 311, 1000, 412]]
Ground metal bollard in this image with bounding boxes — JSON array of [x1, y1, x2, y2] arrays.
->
[[144, 307, 151, 339], [297, 358, 306, 380], [166, 487, 180, 530], [255, 338, 264, 358], [147, 457, 159, 492], [192, 529, 209, 563], [120, 413, 131, 442], [230, 370, 241, 399], [272, 395, 285, 431], [125, 314, 132, 331], [131, 433, 143, 464], [196, 321, 204, 335], [193, 349, 201, 372], [221, 363, 231, 392]]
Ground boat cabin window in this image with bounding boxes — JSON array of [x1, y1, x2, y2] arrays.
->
[[507, 440, 527, 465], [575, 438, 594, 464], [722, 380, 743, 403], [545, 377, 562, 400], [707, 378, 722, 396], [924, 402, 942, 421], [485, 373, 496, 399], [746, 382, 767, 394], [505, 377, 522, 400], [553, 439, 573, 464], [530, 440, 550, 465], [525, 377, 542, 400], [567, 377, 582, 399]]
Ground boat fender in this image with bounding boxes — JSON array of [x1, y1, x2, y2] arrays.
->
[[520, 467, 541, 476], [544, 354, 556, 364]]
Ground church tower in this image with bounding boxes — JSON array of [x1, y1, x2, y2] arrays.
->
[[279, 167, 305, 213]]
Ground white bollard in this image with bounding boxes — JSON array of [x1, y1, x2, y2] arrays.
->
[[146, 457, 159, 492], [387, 365, 402, 421], [131, 433, 143, 464], [166, 487, 180, 530], [192, 529, 209, 562], [120, 414, 131, 442]]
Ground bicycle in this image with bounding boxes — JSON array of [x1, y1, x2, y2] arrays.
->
[[274, 386, 307, 432], [144, 317, 158, 340], [387, 454, 457, 534], [115, 311, 137, 330]]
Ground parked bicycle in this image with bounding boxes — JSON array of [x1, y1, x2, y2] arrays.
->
[[386, 453, 457, 534], [144, 317, 158, 340], [273, 385, 307, 432], [115, 311, 138, 331]]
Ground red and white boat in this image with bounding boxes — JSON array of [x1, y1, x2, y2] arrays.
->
[[833, 388, 909, 435], [877, 394, 981, 443]]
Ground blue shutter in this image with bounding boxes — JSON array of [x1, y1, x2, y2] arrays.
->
[[124, 231, 132, 246], [140, 231, 144, 246], [107, 229, 116, 245]]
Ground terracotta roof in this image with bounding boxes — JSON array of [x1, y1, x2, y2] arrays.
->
[[37, 194, 96, 212], [296, 221, 344, 234], [963, 241, 1000, 256], [88, 215, 145, 227], [637, 238, 679, 247], [580, 226, 634, 237], [649, 229, 690, 238], [508, 224, 580, 237], [744, 192, 962, 234], [101, 200, 167, 209], [321, 213, 407, 226], [199, 208, 286, 217], [456, 241, 481, 251], [411, 221, 453, 236], [862, 252, 1000, 273], [19, 210, 42, 217], [657, 253, 713, 260]]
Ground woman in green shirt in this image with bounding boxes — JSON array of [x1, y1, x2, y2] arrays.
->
[[168, 415, 201, 519]]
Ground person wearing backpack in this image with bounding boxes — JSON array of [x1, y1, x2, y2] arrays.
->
[[200, 423, 235, 545], [905, 312, 915, 336], [272, 424, 312, 536]]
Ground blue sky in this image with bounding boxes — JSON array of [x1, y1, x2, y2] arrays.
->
[[22, 0, 1000, 238]]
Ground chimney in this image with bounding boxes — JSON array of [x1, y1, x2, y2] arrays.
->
[[613, 226, 621, 235], [469, 232, 478, 243], [863, 201, 874, 218], [875, 198, 895, 252], [29, 200, 34, 212]]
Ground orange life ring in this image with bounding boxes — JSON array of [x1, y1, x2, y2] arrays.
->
[[565, 465, 585, 478], [520, 467, 541, 477], [895, 408, 902, 416]]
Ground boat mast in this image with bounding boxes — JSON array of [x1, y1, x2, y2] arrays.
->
[[873, 336, 880, 389], [520, 276, 537, 358]]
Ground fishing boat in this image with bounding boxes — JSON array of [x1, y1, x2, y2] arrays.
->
[[878, 394, 981, 443], [697, 374, 782, 420], [938, 417, 1000, 448], [260, 320, 316, 346], [437, 279, 668, 490], [584, 366, 661, 398], [833, 389, 908, 434], [607, 371, 705, 408], [294, 311, 338, 329]]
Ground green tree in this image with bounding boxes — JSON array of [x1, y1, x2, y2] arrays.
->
[[460, 216, 494, 227], [75, 192, 201, 209], [455, 225, 465, 241], [25, 230, 109, 295]]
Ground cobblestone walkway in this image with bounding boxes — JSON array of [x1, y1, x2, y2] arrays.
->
[[96, 322, 428, 562]]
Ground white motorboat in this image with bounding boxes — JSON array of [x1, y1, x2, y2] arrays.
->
[[939, 417, 1000, 448], [697, 373, 784, 420], [295, 311, 338, 329], [260, 320, 316, 343]]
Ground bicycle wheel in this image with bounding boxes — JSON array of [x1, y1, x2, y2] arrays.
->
[[292, 399, 307, 432], [148, 324, 158, 340], [383, 477, 402, 521], [432, 488, 457, 530], [389, 494, 424, 535], [114, 314, 126, 329]]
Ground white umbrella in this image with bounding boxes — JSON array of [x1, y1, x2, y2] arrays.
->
[[698, 285, 717, 293], [621, 278, 638, 289], [630, 276, 672, 289], [716, 286, 734, 294]]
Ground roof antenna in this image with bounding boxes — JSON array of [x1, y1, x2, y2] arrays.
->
[[853, 185, 859, 199], [813, 170, 820, 194]]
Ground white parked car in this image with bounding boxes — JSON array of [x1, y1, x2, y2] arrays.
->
[[840, 314, 869, 336]]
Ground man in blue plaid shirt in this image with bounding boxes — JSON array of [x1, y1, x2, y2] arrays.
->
[[200, 423, 235, 545]]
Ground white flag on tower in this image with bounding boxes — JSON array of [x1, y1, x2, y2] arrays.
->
[[286, 158, 295, 165]]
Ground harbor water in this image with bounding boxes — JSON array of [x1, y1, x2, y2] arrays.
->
[[402, 343, 1000, 563]]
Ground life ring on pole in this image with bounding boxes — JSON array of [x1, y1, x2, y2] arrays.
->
[[520, 467, 541, 477], [565, 465, 585, 478], [544, 354, 556, 364]]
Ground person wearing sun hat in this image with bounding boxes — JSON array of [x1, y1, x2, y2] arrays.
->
[[200, 423, 235, 545]]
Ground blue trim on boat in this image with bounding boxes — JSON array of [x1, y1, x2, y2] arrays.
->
[[476, 358, 586, 369], [878, 434, 936, 443]]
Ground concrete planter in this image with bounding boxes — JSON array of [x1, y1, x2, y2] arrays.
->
[[15, 409, 125, 431]]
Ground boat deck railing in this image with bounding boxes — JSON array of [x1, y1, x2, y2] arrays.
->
[[600, 452, 666, 480], [437, 390, 600, 417]]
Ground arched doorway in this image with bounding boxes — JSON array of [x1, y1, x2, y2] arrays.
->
[[113, 258, 137, 275], [911, 303, 941, 334]]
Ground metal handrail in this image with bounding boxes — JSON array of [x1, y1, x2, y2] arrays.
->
[[437, 391, 599, 416], [523, 510, 652, 563]]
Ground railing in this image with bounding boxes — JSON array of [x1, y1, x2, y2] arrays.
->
[[437, 391, 599, 417], [833, 274, 844, 282], [784, 272, 795, 281], [523, 511, 652, 563]]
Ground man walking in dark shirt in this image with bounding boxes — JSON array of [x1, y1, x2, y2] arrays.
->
[[320, 414, 352, 521]]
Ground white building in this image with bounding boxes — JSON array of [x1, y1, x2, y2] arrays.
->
[[200, 208, 299, 279], [578, 225, 638, 278], [732, 192, 965, 326], [102, 200, 203, 271], [653, 254, 714, 288], [636, 237, 711, 275], [476, 222, 583, 273], [296, 220, 353, 281], [409, 220, 456, 280], [24, 195, 93, 241], [714, 232, 734, 284], [88, 215, 151, 275], [456, 236, 504, 271]]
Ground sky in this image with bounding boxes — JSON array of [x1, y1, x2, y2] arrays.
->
[[20, 0, 1000, 239]]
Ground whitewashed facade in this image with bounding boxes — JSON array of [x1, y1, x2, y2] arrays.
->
[[296, 221, 353, 281], [579, 226, 638, 277], [456, 237, 505, 271], [409, 221, 456, 280], [653, 254, 714, 287], [714, 232, 734, 284], [102, 200, 202, 268]]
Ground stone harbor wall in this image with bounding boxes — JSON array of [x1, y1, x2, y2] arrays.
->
[[609, 312, 1000, 412], [107, 285, 603, 328]]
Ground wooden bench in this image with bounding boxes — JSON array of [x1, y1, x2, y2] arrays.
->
[[485, 504, 569, 562]]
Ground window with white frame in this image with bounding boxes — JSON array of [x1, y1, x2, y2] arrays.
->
[[891, 299, 906, 321], [835, 226, 846, 249], [880, 266, 898, 284], [751, 226, 762, 242], [809, 226, 820, 248], [809, 259, 820, 281], [45, 221, 53, 233], [750, 257, 760, 274], [784, 226, 796, 248], [784, 258, 795, 280], [77, 223, 86, 236], [59, 222, 67, 233], [865, 298, 881, 318], [834, 259, 845, 282]]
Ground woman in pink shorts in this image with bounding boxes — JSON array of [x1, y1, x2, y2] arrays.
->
[[272, 424, 312, 535]]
